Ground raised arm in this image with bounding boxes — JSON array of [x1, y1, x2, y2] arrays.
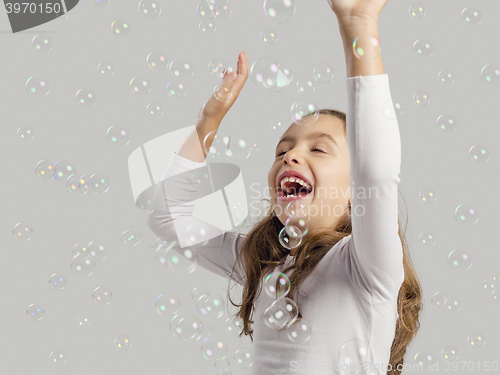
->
[[329, 0, 405, 303]]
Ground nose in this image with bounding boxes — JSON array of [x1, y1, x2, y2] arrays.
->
[[283, 149, 301, 165]]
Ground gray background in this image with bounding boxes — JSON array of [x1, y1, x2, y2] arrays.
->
[[1, 0, 500, 374]]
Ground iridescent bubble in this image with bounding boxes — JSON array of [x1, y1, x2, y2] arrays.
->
[[436, 114, 457, 133], [156, 294, 180, 315], [129, 77, 151, 95], [97, 61, 114, 77], [261, 28, 277, 45], [285, 201, 308, 217], [169, 59, 194, 79], [438, 69, 455, 85], [270, 119, 285, 132], [286, 318, 311, 344], [250, 57, 292, 91], [482, 277, 497, 294], [26, 76, 50, 97], [13, 222, 33, 241], [49, 350, 67, 364], [419, 232, 436, 246], [114, 334, 131, 350], [199, 19, 216, 35], [431, 291, 450, 309], [413, 90, 430, 106], [192, 287, 210, 302], [278, 227, 301, 250], [201, 336, 228, 360], [296, 79, 315, 95], [93, 286, 113, 305], [444, 296, 462, 312], [264, 297, 298, 329], [467, 332, 484, 348], [49, 273, 67, 290], [197, 293, 225, 319], [263, 0, 296, 24], [72, 243, 90, 257], [215, 358, 231, 372], [35, 160, 55, 180], [87, 240, 108, 261], [480, 65, 500, 85], [166, 79, 187, 99], [121, 229, 141, 246], [461, 7, 482, 26], [353, 33, 381, 61], [338, 339, 371, 369], [138, 0, 161, 19], [71, 254, 96, 276], [76, 316, 90, 327], [164, 243, 198, 273], [106, 126, 130, 146], [448, 249, 472, 270], [173, 315, 204, 342], [207, 0, 227, 5], [208, 58, 226, 78], [213, 82, 232, 102], [413, 39, 434, 57], [419, 188, 436, 204], [146, 102, 164, 117], [213, 4, 231, 20], [111, 19, 131, 36], [441, 346, 458, 361], [409, 3, 426, 19], [313, 63, 333, 84], [224, 317, 241, 336], [76, 89, 96, 107], [17, 126, 34, 141], [90, 173, 110, 193], [78, 174, 90, 194], [291, 100, 319, 126], [263, 272, 291, 299], [197, 1, 214, 19], [27, 303, 44, 320], [147, 51, 167, 71], [285, 216, 308, 239], [234, 348, 253, 368], [413, 351, 439, 368], [53, 160, 76, 181], [31, 34, 52, 52], [455, 204, 479, 225]]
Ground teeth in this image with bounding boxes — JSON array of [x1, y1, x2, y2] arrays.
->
[[280, 176, 312, 192]]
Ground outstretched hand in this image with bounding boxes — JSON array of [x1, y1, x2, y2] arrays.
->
[[327, 0, 390, 23]]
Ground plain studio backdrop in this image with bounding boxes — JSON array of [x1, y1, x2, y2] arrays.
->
[[1, 0, 499, 374]]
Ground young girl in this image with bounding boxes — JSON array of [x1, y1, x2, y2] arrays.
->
[[147, 1, 423, 374]]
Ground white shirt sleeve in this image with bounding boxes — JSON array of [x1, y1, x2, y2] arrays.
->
[[339, 74, 405, 304], [145, 151, 247, 286]]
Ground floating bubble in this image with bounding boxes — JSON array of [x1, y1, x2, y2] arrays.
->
[[409, 3, 426, 19], [413, 38, 434, 57], [313, 63, 333, 84], [338, 339, 371, 369], [263, 0, 296, 24], [414, 351, 439, 368], [201, 336, 228, 361], [164, 243, 198, 273], [172, 315, 204, 342], [353, 33, 381, 61], [197, 1, 214, 19], [147, 51, 167, 71], [49, 273, 67, 290], [419, 188, 436, 204], [27, 303, 44, 320], [286, 318, 311, 344], [285, 201, 308, 217], [278, 227, 301, 250], [285, 216, 308, 239], [468, 145, 489, 163], [111, 19, 131, 36], [291, 100, 319, 126], [250, 57, 292, 91], [169, 59, 194, 79], [192, 287, 210, 302], [115, 334, 131, 350], [53, 160, 76, 181], [166, 79, 187, 99], [49, 350, 66, 365], [467, 332, 484, 348], [419, 232, 436, 246], [87, 240, 108, 261], [480, 65, 500, 85], [76, 316, 90, 327], [31, 34, 52, 52], [213, 82, 232, 102], [431, 291, 450, 309], [106, 126, 130, 146], [78, 174, 90, 194], [213, 4, 231, 20], [93, 286, 113, 305], [444, 296, 462, 312], [90, 173, 110, 193], [215, 358, 231, 373], [13, 222, 33, 241], [146, 102, 164, 117], [381, 100, 398, 120], [208, 58, 226, 78], [129, 77, 151, 95], [156, 294, 180, 315], [97, 61, 114, 77], [76, 89, 96, 107], [26, 76, 50, 97], [17, 126, 34, 141], [35, 160, 55, 180], [261, 28, 277, 45], [413, 90, 430, 106], [138, 0, 161, 19], [448, 249, 472, 270], [438, 69, 455, 85], [205, 133, 251, 162], [296, 79, 315, 95], [263, 272, 291, 299], [71, 254, 95, 276], [224, 317, 242, 335], [270, 119, 285, 132], [234, 348, 253, 368], [199, 19, 216, 34], [455, 204, 479, 225], [436, 114, 457, 133], [197, 293, 225, 319], [441, 346, 458, 361], [121, 229, 141, 246], [461, 7, 482, 26], [264, 297, 298, 329]]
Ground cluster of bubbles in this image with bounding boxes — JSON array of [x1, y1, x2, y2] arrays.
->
[[196, 0, 231, 36], [431, 291, 462, 313], [34, 159, 110, 194]]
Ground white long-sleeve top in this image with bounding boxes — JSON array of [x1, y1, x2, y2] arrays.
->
[[146, 73, 404, 375]]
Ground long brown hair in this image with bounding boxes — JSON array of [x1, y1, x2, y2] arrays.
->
[[225, 109, 423, 374]]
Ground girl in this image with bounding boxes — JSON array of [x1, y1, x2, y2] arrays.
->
[[147, 1, 423, 374]]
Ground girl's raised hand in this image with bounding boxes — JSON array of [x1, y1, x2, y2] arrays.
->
[[197, 51, 249, 126], [327, 0, 390, 23]]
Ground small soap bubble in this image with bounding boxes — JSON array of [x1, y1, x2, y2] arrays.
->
[[480, 65, 500, 85], [208, 58, 226, 78], [213, 4, 231, 20], [413, 90, 430, 106], [72, 243, 89, 257], [431, 291, 449, 309], [444, 296, 462, 312], [111, 19, 131, 36], [264, 272, 291, 299], [313, 63, 333, 84], [441, 346, 458, 361], [234, 348, 254, 368], [338, 339, 371, 368], [414, 351, 438, 368], [76, 316, 90, 327], [93, 287, 112, 305], [213, 82, 232, 102], [285, 216, 308, 239], [169, 59, 194, 79], [173, 316, 204, 342], [270, 119, 285, 133], [156, 294, 180, 315], [192, 287, 210, 302], [201, 336, 228, 361], [291, 100, 319, 126], [114, 334, 131, 350], [53, 160, 76, 181], [419, 232, 436, 246], [448, 249, 472, 270], [138, 0, 161, 19], [409, 3, 426, 19], [436, 114, 457, 133], [286, 318, 311, 344], [17, 126, 34, 141], [419, 188, 436, 204], [27, 303, 44, 320], [381, 100, 398, 120], [129, 77, 151, 95], [413, 39, 434, 57], [261, 29, 277, 45], [250, 57, 291, 91], [87, 240, 108, 261], [35, 160, 55, 180], [455, 204, 479, 225], [78, 174, 90, 194], [76, 89, 96, 107], [199, 19, 216, 35], [285, 201, 308, 217], [197, 1, 214, 19], [49, 273, 67, 290], [467, 332, 484, 348], [468, 145, 489, 163], [162, 242, 199, 273], [97, 61, 114, 77], [26, 76, 50, 97], [166, 79, 187, 99], [31, 34, 52, 52], [278, 227, 301, 250], [146, 102, 164, 117], [197, 293, 225, 319], [215, 358, 231, 372], [353, 33, 381, 61], [147, 51, 167, 71], [264, 299, 296, 329], [263, 0, 296, 24], [71, 254, 96, 276], [121, 229, 141, 246], [461, 7, 482, 26], [296, 79, 315, 95], [482, 277, 497, 294], [438, 69, 455, 85], [13, 222, 33, 241], [106, 126, 130, 146], [49, 350, 67, 365], [90, 173, 110, 194]]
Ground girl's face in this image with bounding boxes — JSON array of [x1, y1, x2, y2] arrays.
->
[[268, 115, 351, 241]]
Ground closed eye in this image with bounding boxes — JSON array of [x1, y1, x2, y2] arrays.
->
[[276, 147, 326, 157]]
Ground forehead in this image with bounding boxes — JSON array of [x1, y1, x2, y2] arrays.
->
[[280, 114, 344, 141]]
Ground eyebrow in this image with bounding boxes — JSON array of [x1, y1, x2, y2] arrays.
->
[[276, 132, 339, 150]]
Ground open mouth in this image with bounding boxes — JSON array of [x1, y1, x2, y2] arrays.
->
[[277, 186, 313, 201]]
